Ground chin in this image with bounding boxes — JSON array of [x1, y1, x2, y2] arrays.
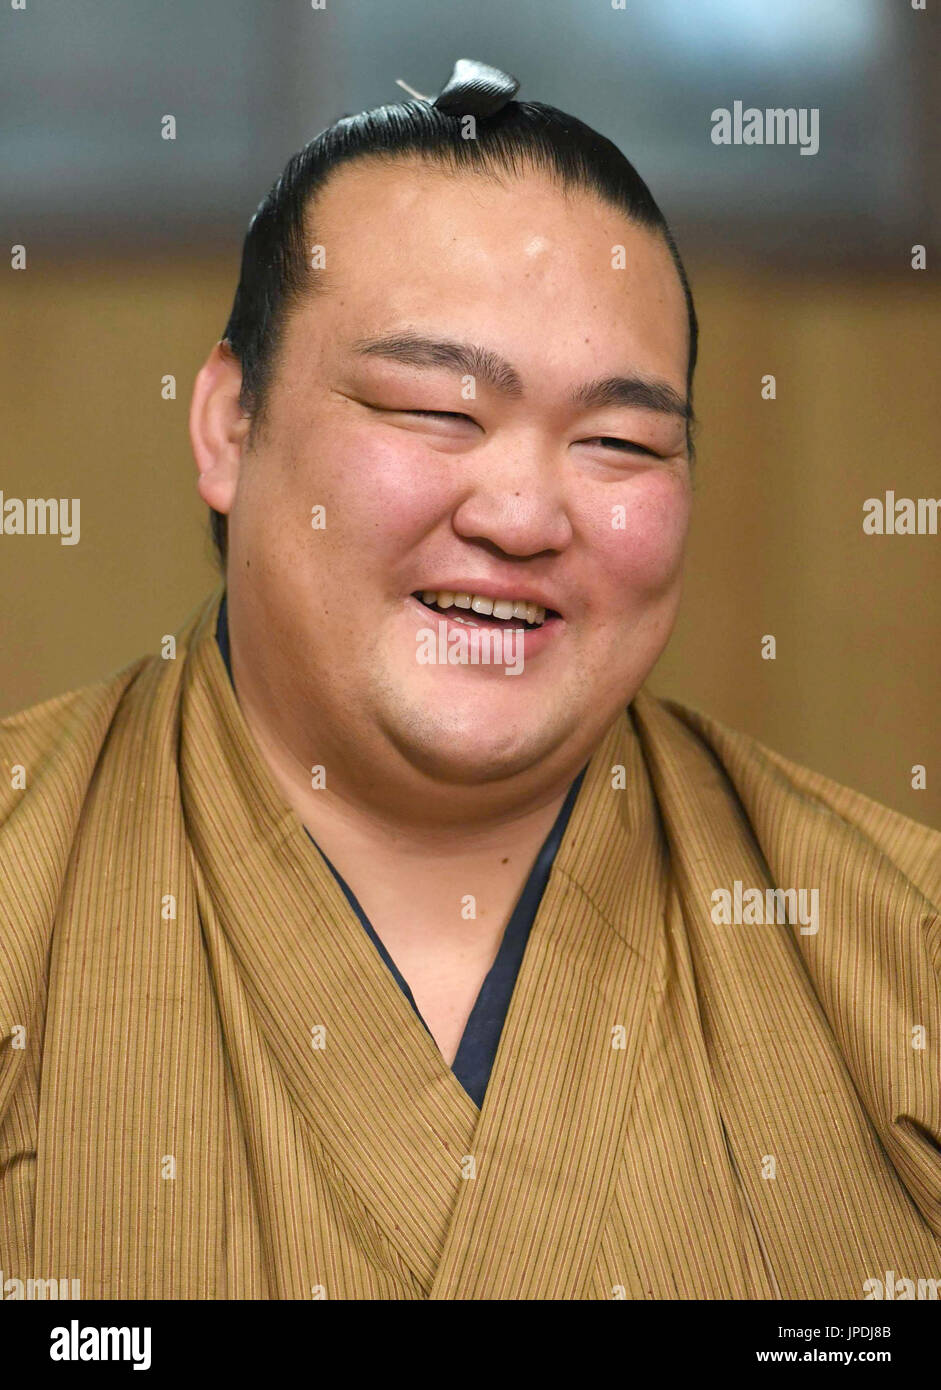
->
[[382, 699, 567, 785]]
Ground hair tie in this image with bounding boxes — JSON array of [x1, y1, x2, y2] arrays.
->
[[395, 59, 519, 119]]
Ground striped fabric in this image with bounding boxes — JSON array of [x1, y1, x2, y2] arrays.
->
[[0, 586, 939, 1299]]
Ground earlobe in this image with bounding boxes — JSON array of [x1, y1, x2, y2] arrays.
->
[[189, 340, 251, 514]]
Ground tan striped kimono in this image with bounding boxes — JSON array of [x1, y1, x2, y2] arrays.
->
[[1, 588, 939, 1300]]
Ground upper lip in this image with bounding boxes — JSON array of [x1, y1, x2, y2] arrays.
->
[[411, 582, 564, 617]]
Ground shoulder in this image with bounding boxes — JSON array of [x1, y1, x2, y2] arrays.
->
[[0, 661, 152, 831], [0, 659, 158, 1131], [632, 690, 941, 910], [0, 592, 218, 834]]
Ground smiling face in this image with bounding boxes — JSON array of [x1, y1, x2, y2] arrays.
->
[[204, 156, 693, 796]]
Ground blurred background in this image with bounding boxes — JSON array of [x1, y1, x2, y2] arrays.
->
[[2, 0, 938, 823]]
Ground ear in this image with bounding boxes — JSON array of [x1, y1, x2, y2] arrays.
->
[[189, 340, 252, 515]]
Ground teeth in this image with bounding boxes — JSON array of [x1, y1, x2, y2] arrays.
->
[[416, 591, 552, 626]]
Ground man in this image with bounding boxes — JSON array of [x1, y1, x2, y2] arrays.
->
[[1, 61, 938, 1301]]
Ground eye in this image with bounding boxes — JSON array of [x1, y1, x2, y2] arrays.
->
[[579, 436, 661, 458], [399, 409, 476, 423]]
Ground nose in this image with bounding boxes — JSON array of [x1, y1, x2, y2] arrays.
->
[[450, 435, 573, 558]]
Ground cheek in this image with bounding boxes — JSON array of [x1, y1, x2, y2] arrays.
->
[[584, 472, 691, 599], [335, 427, 450, 544], [258, 418, 449, 571]]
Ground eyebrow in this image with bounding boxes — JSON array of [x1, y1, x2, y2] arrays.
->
[[352, 333, 524, 397], [571, 375, 690, 420], [350, 332, 690, 421]]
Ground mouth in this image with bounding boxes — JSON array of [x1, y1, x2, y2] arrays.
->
[[410, 588, 562, 630]]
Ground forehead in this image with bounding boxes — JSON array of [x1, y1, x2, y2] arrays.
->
[[296, 156, 689, 387]]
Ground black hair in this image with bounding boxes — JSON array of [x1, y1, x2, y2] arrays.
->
[[213, 86, 698, 566]]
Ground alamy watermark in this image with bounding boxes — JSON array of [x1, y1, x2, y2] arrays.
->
[[863, 1270, 940, 1300], [49, 1320, 151, 1370], [0, 493, 80, 544], [710, 880, 819, 935], [416, 619, 524, 676], [711, 101, 819, 156], [862, 492, 939, 535], [2, 1270, 81, 1299]]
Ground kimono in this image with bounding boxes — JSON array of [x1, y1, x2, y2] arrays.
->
[[1, 587, 939, 1299]]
